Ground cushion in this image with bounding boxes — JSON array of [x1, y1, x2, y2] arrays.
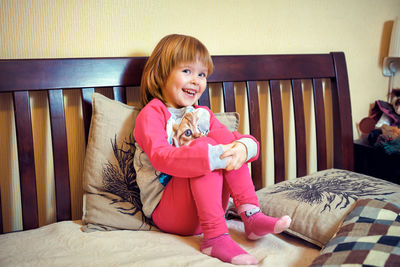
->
[[310, 198, 400, 266], [256, 169, 400, 247], [82, 92, 152, 231], [82, 92, 240, 231], [214, 112, 240, 132]]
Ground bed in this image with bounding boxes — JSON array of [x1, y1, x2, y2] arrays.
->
[[0, 53, 399, 266]]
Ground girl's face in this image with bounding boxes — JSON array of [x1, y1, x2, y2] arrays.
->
[[162, 60, 208, 108]]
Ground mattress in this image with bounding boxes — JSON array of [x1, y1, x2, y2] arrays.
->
[[0, 219, 319, 266]]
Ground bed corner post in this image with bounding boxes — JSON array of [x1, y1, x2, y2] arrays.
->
[[330, 52, 354, 171]]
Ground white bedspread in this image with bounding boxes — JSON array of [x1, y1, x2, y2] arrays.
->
[[0, 220, 319, 266]]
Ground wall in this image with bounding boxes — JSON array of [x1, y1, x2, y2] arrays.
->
[[2, 0, 400, 134], [1, 0, 400, 232]]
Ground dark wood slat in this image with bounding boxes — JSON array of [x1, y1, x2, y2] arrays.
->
[[246, 81, 263, 190], [81, 88, 95, 145], [331, 52, 354, 171], [198, 85, 211, 108], [269, 80, 285, 183], [291, 79, 307, 177], [13, 91, 39, 230], [0, 190, 3, 234], [330, 79, 342, 168], [113, 86, 127, 103], [222, 82, 236, 112], [48, 89, 72, 221], [312, 78, 328, 170]]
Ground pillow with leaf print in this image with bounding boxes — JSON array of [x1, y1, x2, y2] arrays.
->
[[82, 92, 154, 232], [256, 169, 400, 247]]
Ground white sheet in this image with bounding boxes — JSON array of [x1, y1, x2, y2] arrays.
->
[[0, 220, 319, 266]]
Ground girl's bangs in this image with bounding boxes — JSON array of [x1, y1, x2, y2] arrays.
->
[[175, 40, 214, 74]]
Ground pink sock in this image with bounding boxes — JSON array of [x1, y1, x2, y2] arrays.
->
[[239, 205, 291, 240], [200, 234, 258, 265]]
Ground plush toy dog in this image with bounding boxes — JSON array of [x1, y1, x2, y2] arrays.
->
[[391, 89, 400, 115]]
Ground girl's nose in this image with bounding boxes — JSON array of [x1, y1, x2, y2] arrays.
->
[[191, 76, 200, 85]]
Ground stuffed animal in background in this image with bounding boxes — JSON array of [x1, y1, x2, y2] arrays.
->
[[374, 124, 400, 155], [391, 89, 400, 116], [359, 89, 400, 154], [381, 124, 400, 140], [359, 89, 400, 135]]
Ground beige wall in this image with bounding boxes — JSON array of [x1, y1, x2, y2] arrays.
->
[[2, 0, 400, 135], [1, 0, 400, 232]]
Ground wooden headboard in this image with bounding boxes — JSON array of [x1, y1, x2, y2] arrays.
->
[[0, 52, 354, 233]]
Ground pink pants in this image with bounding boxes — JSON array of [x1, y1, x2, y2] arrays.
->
[[152, 129, 259, 239]]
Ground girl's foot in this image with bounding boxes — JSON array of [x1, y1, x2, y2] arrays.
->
[[201, 234, 258, 265], [240, 206, 291, 240]]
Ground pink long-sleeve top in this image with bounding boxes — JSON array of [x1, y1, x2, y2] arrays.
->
[[133, 98, 259, 218]]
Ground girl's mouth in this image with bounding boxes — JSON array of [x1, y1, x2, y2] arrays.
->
[[182, 88, 196, 97]]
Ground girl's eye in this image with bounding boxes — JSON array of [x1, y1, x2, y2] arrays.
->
[[199, 73, 206, 78], [184, 129, 192, 137], [183, 69, 190, 74]]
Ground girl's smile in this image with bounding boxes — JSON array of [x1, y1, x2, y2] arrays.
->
[[162, 60, 208, 108]]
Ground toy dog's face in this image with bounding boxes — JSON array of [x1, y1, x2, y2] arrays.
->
[[392, 89, 400, 115], [172, 111, 203, 147]]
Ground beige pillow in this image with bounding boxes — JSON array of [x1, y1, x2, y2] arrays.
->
[[214, 112, 240, 132], [256, 169, 400, 247], [82, 93, 240, 231], [82, 93, 153, 231]]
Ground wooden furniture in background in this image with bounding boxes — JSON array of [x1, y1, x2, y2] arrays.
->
[[354, 137, 400, 184]]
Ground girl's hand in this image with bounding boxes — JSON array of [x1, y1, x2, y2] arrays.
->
[[220, 141, 247, 171]]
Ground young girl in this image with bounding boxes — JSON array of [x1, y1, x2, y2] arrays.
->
[[133, 34, 291, 265]]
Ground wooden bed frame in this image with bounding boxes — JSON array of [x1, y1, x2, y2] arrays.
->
[[0, 52, 354, 234]]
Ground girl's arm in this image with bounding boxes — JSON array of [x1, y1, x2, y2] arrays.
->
[[201, 106, 260, 163], [134, 100, 213, 178]]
